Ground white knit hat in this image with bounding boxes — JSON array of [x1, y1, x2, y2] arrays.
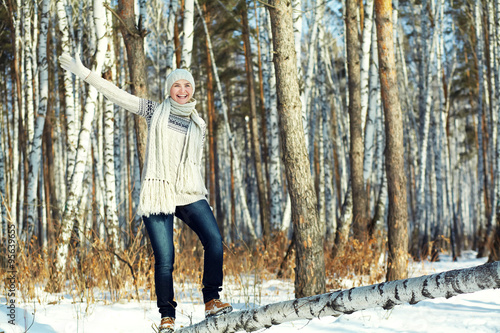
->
[[166, 69, 195, 96]]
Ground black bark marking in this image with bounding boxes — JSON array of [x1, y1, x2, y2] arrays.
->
[[409, 291, 418, 305], [382, 299, 396, 310], [434, 275, 441, 289], [348, 288, 354, 302], [293, 299, 300, 316], [445, 291, 454, 299], [449, 272, 464, 295], [422, 279, 432, 298], [394, 285, 401, 301], [377, 282, 385, 296]]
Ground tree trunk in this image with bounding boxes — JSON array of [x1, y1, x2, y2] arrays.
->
[[165, 0, 178, 74], [177, 261, 500, 333], [117, 0, 148, 172], [260, 4, 282, 231], [52, 0, 110, 288], [202, 4, 218, 214], [25, 0, 50, 240], [475, 0, 490, 259], [346, 0, 368, 241], [375, 0, 409, 281], [241, 1, 270, 242], [332, 185, 353, 258], [268, 0, 326, 298], [180, 0, 194, 69]]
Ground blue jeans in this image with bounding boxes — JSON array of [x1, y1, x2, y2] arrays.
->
[[143, 199, 223, 318]]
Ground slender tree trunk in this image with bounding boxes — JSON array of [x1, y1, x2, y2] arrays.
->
[[241, 1, 270, 241], [180, 0, 194, 69], [117, 0, 149, 172], [375, 0, 409, 281], [488, 0, 500, 263], [202, 4, 218, 213], [260, 4, 282, 230], [360, 0, 374, 133], [103, 24, 121, 269], [332, 185, 353, 259], [475, 0, 489, 258], [25, 0, 50, 241], [346, 0, 369, 241], [268, 0, 326, 298], [53, 0, 110, 288], [165, 0, 178, 75]]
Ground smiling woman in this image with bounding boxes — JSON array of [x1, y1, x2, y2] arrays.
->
[[170, 80, 194, 104], [58, 55, 233, 333]]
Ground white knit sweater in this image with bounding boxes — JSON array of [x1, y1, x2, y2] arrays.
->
[[85, 72, 207, 213]]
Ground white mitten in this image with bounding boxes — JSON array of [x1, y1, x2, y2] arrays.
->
[[58, 53, 91, 80]]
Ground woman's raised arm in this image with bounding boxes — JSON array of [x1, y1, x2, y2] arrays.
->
[[59, 53, 143, 114]]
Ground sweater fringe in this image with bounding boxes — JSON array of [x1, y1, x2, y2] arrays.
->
[[138, 179, 177, 217]]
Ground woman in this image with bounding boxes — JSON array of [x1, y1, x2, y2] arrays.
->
[[59, 54, 233, 333]]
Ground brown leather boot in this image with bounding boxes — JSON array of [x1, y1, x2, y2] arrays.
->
[[158, 317, 175, 333], [205, 299, 233, 318]]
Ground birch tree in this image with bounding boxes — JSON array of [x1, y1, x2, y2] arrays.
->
[[475, 0, 489, 258], [180, 0, 194, 69], [56, 0, 77, 193], [177, 261, 500, 333], [241, 0, 270, 240], [102, 9, 121, 256], [54, 0, 111, 283], [22, 0, 35, 154], [268, 0, 326, 297], [165, 0, 178, 74], [259, 4, 282, 230], [360, 0, 374, 133], [489, 0, 500, 263], [25, 0, 49, 241]]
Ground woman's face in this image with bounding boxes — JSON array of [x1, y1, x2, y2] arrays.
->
[[170, 79, 193, 104]]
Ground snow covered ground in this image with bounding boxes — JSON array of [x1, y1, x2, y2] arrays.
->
[[1, 251, 499, 333]]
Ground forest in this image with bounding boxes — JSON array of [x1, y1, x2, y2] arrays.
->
[[0, 0, 500, 306]]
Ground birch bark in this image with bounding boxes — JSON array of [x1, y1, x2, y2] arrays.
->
[[103, 10, 121, 257], [56, 0, 77, 191], [180, 0, 194, 69], [25, 0, 49, 240], [360, 0, 374, 133], [260, 5, 282, 230], [23, 0, 35, 153], [363, 22, 378, 185], [165, 0, 178, 75], [475, 0, 488, 258], [178, 260, 500, 333], [54, 0, 111, 280], [241, 1, 270, 240]]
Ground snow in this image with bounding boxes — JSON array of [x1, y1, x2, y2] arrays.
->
[[1, 252, 500, 333]]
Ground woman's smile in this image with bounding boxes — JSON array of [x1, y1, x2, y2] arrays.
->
[[170, 79, 193, 104]]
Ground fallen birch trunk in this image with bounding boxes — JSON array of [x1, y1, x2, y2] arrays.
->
[[177, 261, 500, 333]]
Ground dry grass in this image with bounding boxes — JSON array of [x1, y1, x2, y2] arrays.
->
[[1, 230, 386, 307]]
